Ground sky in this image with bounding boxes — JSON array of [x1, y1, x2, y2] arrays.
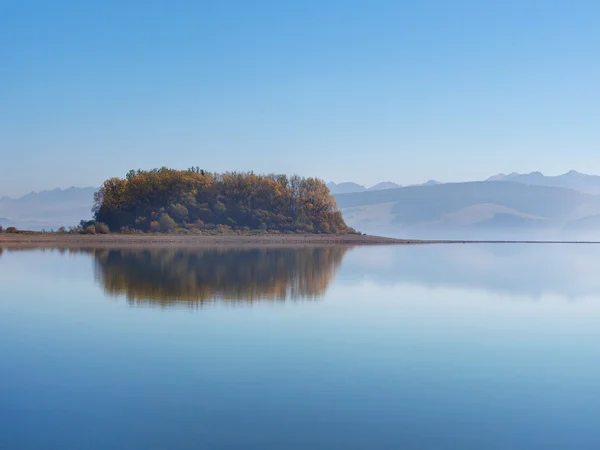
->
[[2, 0, 600, 197]]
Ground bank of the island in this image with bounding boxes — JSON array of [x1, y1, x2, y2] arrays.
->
[[0, 233, 418, 248]]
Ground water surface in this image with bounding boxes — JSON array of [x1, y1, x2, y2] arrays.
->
[[1, 244, 600, 449]]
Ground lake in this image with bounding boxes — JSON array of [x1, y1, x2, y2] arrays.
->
[[1, 244, 600, 449]]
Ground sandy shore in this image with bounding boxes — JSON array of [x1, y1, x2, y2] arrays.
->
[[0, 233, 418, 248]]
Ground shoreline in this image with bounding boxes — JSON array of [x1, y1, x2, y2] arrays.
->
[[1, 233, 600, 248], [0, 233, 413, 248]]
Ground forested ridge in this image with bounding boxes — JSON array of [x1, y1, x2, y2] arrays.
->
[[93, 168, 354, 234]]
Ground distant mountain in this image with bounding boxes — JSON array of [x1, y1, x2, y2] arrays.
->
[[326, 182, 366, 195], [367, 182, 401, 191], [335, 181, 600, 239], [328, 180, 442, 194], [0, 187, 96, 230], [486, 170, 600, 194], [420, 180, 441, 186]]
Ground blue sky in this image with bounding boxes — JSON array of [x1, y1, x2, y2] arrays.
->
[[2, 0, 600, 196]]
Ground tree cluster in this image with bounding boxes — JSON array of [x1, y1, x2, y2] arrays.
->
[[93, 168, 354, 234]]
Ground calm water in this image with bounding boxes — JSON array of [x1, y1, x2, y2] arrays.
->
[[2, 244, 600, 449]]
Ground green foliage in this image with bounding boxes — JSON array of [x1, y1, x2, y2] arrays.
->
[[168, 204, 189, 222], [159, 214, 176, 231], [93, 168, 353, 234]]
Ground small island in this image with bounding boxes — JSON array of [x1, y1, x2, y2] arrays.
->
[[93, 167, 354, 234], [0, 167, 417, 246]]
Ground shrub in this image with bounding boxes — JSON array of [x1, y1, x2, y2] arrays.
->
[[95, 222, 110, 234], [58, 226, 66, 233], [0, 225, 3, 233], [159, 214, 176, 232], [6, 227, 18, 233], [168, 203, 189, 222], [149, 221, 161, 233], [119, 226, 144, 234], [83, 225, 96, 235], [215, 224, 232, 234]]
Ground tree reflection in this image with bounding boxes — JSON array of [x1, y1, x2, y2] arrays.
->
[[92, 247, 349, 307]]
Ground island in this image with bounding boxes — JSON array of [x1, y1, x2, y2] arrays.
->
[[92, 167, 354, 234], [0, 167, 419, 246]]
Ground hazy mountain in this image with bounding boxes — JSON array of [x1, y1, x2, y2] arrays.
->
[[335, 181, 600, 239], [486, 170, 600, 194], [562, 214, 600, 240], [367, 182, 402, 191], [328, 180, 440, 194], [0, 187, 96, 230], [326, 182, 366, 195]]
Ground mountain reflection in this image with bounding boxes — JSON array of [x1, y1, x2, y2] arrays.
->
[[92, 247, 349, 307]]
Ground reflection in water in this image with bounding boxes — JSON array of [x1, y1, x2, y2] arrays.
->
[[92, 247, 349, 306], [5, 243, 600, 300], [341, 244, 600, 299]]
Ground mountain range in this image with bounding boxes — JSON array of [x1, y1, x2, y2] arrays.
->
[[328, 171, 600, 195], [486, 170, 600, 194], [331, 171, 600, 239], [335, 181, 600, 239], [327, 180, 440, 194], [0, 187, 96, 230], [3, 171, 600, 237]]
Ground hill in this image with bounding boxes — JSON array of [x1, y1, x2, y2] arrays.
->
[[367, 182, 402, 191], [326, 182, 366, 194], [93, 168, 353, 234]]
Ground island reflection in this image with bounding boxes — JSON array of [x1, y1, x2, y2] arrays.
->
[[92, 247, 349, 307]]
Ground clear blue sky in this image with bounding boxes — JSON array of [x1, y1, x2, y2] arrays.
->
[[2, 0, 600, 196]]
